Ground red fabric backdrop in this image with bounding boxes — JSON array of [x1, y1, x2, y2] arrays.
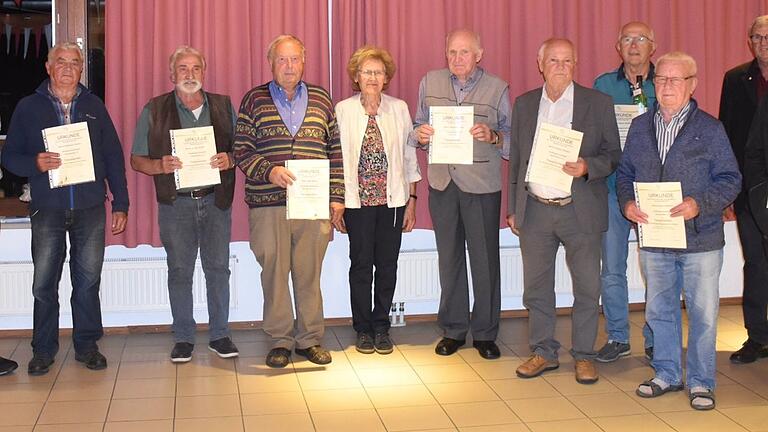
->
[[107, 0, 768, 246]]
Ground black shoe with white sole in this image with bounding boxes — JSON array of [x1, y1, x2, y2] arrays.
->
[[209, 337, 239, 358], [171, 342, 194, 363]]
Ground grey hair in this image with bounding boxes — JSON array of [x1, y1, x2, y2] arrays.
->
[[47, 41, 83, 64], [266, 34, 306, 63], [656, 51, 698, 76], [750, 15, 768, 36], [537, 38, 578, 63], [617, 21, 656, 43], [168, 45, 206, 73], [445, 29, 482, 52]]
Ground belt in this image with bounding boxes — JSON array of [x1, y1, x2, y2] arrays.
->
[[178, 187, 215, 199], [529, 192, 572, 206]]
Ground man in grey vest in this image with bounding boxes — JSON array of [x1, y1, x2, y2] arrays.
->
[[131, 46, 239, 363], [507, 38, 621, 384], [412, 29, 511, 360]]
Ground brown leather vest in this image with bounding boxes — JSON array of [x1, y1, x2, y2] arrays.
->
[[147, 91, 235, 209]]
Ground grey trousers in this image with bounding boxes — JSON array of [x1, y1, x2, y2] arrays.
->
[[519, 197, 601, 361], [248, 207, 330, 350], [429, 181, 501, 341]]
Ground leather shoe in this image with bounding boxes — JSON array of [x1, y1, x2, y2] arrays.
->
[[295, 345, 332, 365], [575, 359, 599, 384], [730, 339, 768, 364], [435, 337, 465, 356], [266, 347, 291, 368], [473, 340, 501, 359], [0, 356, 18, 376], [516, 354, 559, 378], [28, 354, 54, 376], [75, 350, 107, 370]]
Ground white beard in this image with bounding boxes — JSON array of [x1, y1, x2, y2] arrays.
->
[[176, 79, 202, 95]]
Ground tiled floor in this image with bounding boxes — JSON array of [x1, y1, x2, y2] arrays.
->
[[0, 305, 766, 431]]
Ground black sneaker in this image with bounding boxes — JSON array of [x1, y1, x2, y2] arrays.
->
[[208, 337, 239, 358], [171, 342, 194, 363], [356, 332, 375, 354], [595, 340, 631, 363], [75, 350, 108, 370], [27, 354, 54, 376], [0, 357, 18, 376], [374, 331, 394, 355], [730, 339, 768, 364]]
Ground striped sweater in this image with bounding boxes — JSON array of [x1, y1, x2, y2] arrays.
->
[[234, 82, 344, 208]]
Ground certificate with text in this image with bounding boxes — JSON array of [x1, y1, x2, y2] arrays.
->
[[42, 122, 95, 188], [285, 159, 330, 220], [634, 181, 687, 249], [614, 104, 644, 150], [170, 126, 221, 190], [428, 106, 474, 165], [525, 122, 583, 193]]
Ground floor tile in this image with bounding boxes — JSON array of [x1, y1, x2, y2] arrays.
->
[[458, 425, 530, 432], [295, 369, 361, 390], [174, 416, 244, 432], [175, 394, 242, 418], [526, 418, 603, 432], [345, 350, 411, 369], [236, 368, 301, 393], [427, 381, 499, 404], [592, 413, 676, 432], [714, 384, 768, 409], [117, 361, 177, 380], [487, 377, 560, 400], [413, 363, 482, 384], [366, 384, 438, 408], [542, 373, 621, 396], [107, 397, 175, 422], [243, 413, 314, 432], [32, 423, 103, 432], [377, 405, 454, 431], [0, 383, 51, 403], [37, 399, 109, 424], [357, 366, 421, 387], [400, 347, 467, 366], [240, 391, 307, 416], [656, 409, 749, 432], [311, 409, 385, 432], [442, 400, 520, 427], [48, 379, 115, 401], [176, 356, 236, 377], [103, 420, 173, 432], [176, 375, 238, 396], [304, 388, 372, 412], [468, 360, 525, 380], [719, 405, 768, 432], [112, 377, 176, 399], [566, 391, 648, 417], [505, 396, 585, 423]]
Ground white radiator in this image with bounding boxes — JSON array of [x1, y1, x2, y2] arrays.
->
[[394, 245, 645, 303], [0, 257, 238, 315]]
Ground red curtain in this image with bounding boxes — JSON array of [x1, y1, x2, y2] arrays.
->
[[107, 0, 768, 246]]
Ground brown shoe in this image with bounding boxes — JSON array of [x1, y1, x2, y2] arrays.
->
[[574, 359, 598, 384], [516, 354, 559, 378]]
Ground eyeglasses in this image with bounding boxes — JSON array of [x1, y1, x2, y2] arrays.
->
[[750, 34, 768, 44], [619, 35, 653, 46], [653, 75, 695, 87], [359, 69, 385, 78]]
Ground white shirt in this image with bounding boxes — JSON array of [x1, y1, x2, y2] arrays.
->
[[528, 82, 575, 199]]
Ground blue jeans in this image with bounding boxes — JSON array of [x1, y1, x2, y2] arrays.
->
[[158, 194, 232, 344], [640, 248, 722, 390], [601, 182, 653, 346], [31, 204, 106, 356]]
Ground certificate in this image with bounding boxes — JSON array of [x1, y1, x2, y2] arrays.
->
[[525, 122, 583, 193], [41, 122, 95, 188], [428, 106, 474, 165], [285, 159, 329, 220], [634, 182, 687, 249], [170, 126, 221, 190], [614, 104, 644, 150]]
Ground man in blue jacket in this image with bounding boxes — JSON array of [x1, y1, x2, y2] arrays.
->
[[617, 52, 741, 411], [1, 42, 129, 376]]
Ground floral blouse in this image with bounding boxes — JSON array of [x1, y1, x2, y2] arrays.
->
[[358, 115, 388, 206]]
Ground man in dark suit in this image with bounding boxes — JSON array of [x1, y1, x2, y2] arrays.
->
[[720, 14, 768, 364], [507, 38, 621, 384]]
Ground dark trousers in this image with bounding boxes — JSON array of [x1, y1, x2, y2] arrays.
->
[[737, 204, 768, 344], [344, 205, 405, 334], [30, 204, 106, 357], [429, 182, 501, 341]]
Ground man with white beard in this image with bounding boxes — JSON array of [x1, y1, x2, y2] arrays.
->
[[131, 45, 239, 363]]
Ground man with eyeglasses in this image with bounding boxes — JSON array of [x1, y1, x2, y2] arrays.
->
[[234, 35, 344, 368], [508, 38, 621, 384], [720, 15, 768, 364], [131, 46, 240, 364], [617, 52, 740, 410], [592, 21, 657, 363], [1, 42, 129, 375], [411, 29, 511, 360]]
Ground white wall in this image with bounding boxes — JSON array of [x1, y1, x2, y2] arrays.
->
[[0, 221, 745, 330]]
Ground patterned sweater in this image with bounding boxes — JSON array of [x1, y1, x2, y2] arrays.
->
[[234, 82, 344, 208]]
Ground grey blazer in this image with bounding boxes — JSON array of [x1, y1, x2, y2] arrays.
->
[[507, 82, 621, 233]]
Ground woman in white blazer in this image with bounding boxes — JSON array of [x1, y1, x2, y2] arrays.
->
[[335, 46, 421, 355]]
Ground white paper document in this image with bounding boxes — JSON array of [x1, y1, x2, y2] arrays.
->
[[614, 104, 644, 150], [170, 126, 221, 190], [428, 106, 474, 165], [42, 122, 95, 188], [634, 181, 687, 249], [285, 159, 330, 220], [525, 122, 584, 193]]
